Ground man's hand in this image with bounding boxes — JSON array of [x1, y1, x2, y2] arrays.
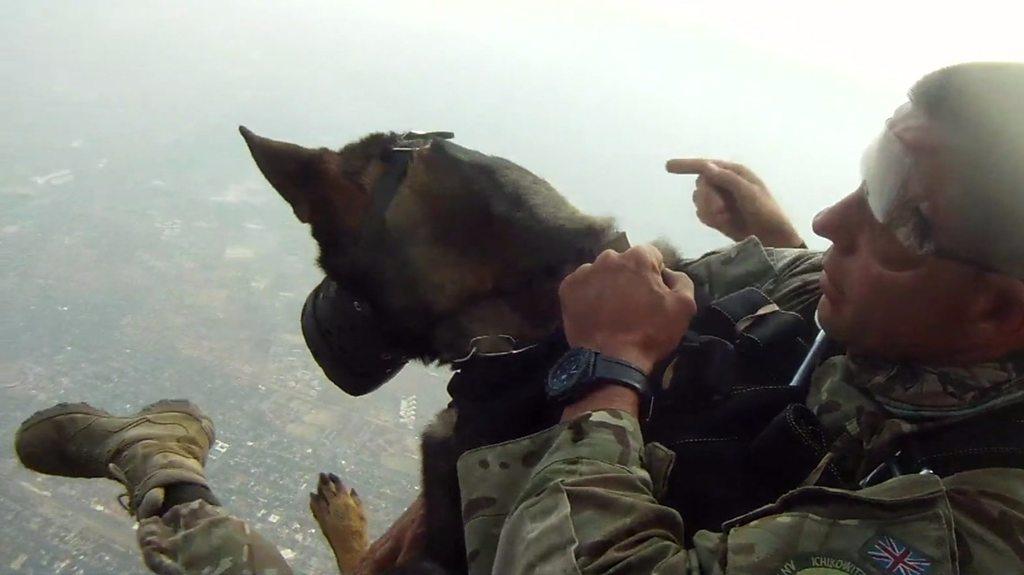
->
[[558, 245, 695, 419], [666, 158, 804, 248], [557, 245, 696, 419]]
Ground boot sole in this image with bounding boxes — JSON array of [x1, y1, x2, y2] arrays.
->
[[16, 399, 214, 477], [19, 400, 208, 431], [16, 402, 113, 477], [19, 402, 110, 432]]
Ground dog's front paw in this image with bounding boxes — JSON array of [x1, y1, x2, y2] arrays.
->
[[310, 472, 369, 573]]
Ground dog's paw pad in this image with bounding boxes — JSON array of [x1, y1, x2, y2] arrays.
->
[[309, 471, 368, 568]]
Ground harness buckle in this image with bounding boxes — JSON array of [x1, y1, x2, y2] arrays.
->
[[453, 334, 539, 364], [392, 131, 455, 151]]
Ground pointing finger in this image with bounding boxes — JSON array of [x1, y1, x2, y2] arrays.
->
[[669, 158, 765, 189], [702, 163, 756, 196], [666, 158, 714, 175]]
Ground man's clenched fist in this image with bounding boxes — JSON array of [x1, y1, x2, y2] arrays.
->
[[558, 244, 696, 376]]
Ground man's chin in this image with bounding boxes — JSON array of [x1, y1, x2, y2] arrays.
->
[[815, 296, 842, 340]]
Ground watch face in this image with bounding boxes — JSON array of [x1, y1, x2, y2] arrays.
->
[[547, 348, 593, 399]]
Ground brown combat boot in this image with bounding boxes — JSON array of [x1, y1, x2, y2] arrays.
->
[[15, 399, 214, 519]]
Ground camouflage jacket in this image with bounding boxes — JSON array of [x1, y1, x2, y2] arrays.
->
[[457, 238, 1024, 574]]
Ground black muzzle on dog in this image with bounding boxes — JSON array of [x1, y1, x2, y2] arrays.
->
[[301, 132, 452, 396], [301, 276, 408, 396]]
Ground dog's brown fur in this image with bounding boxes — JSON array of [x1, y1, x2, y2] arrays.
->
[[241, 127, 632, 362], [241, 127, 679, 573]]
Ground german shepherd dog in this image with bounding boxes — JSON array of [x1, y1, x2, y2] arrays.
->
[[240, 127, 681, 574]]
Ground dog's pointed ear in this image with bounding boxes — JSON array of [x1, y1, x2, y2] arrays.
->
[[239, 126, 342, 224]]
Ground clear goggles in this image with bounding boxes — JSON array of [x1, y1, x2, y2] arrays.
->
[[860, 103, 939, 256], [860, 104, 1024, 278]]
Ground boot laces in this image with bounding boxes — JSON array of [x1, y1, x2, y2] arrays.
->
[[107, 463, 135, 513]]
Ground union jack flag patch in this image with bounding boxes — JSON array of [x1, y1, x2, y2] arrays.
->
[[862, 534, 933, 575]]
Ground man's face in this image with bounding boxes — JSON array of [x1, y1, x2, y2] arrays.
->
[[812, 186, 982, 361]]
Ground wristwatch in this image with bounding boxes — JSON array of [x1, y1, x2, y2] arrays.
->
[[546, 348, 653, 420]]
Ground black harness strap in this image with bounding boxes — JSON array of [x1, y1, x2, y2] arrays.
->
[[862, 401, 1024, 485], [368, 150, 412, 222], [362, 131, 455, 238]]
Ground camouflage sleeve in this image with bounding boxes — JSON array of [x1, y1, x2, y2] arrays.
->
[[136, 499, 294, 575], [679, 237, 823, 328], [458, 410, 721, 574], [942, 468, 1024, 572], [459, 411, 970, 575]]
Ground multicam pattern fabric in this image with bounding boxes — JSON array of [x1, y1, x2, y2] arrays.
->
[[844, 352, 1024, 417], [806, 351, 1024, 481], [458, 410, 694, 574], [457, 405, 1015, 574], [681, 237, 824, 332], [457, 239, 1024, 574], [137, 499, 293, 575], [459, 401, 1024, 573]]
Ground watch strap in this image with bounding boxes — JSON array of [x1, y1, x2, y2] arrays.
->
[[582, 352, 654, 421], [592, 355, 650, 399]]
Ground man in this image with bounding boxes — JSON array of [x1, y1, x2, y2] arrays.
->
[[457, 61, 1024, 573]]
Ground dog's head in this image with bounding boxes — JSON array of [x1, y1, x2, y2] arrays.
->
[[240, 127, 616, 364]]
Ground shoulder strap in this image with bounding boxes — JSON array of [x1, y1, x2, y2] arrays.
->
[[891, 401, 1024, 479]]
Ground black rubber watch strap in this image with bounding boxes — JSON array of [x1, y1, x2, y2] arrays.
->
[[593, 356, 650, 397], [591, 354, 653, 420], [547, 348, 655, 421]]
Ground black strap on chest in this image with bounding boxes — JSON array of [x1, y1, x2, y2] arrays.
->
[[450, 285, 826, 539], [641, 287, 832, 538], [446, 230, 631, 446], [860, 401, 1024, 486], [649, 287, 814, 422], [448, 330, 569, 450]]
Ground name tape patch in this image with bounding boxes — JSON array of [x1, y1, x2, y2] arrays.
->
[[774, 554, 870, 575]]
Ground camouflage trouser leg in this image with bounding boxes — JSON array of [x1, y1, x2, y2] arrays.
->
[[136, 500, 294, 575]]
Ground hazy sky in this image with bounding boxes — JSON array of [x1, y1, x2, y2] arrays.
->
[[3, 1, 1022, 255]]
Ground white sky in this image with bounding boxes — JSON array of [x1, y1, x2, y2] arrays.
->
[[3, 0, 1022, 252], [362, 0, 1024, 251]]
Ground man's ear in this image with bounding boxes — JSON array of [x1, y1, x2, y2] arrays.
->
[[239, 126, 346, 224], [965, 272, 1024, 350]]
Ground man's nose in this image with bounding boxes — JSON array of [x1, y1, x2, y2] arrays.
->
[[812, 203, 842, 243], [812, 190, 862, 252]]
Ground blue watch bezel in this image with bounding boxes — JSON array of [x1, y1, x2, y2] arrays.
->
[[547, 348, 654, 420], [546, 348, 596, 401]]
